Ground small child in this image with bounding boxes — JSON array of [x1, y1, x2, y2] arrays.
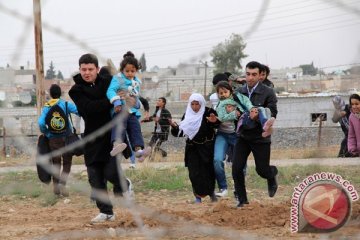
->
[[106, 51, 151, 161], [347, 93, 360, 155], [216, 81, 275, 137]]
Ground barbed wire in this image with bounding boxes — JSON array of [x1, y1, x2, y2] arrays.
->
[[0, 0, 359, 239]]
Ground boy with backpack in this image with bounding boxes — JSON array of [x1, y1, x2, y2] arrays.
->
[[38, 84, 79, 196]]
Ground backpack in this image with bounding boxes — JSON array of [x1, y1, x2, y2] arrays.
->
[[45, 103, 69, 135]]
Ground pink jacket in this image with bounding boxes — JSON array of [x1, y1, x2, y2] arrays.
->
[[347, 113, 360, 154]]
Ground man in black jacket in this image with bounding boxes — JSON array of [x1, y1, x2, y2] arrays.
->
[[69, 53, 128, 223], [259, 64, 275, 89], [148, 97, 172, 157], [232, 61, 278, 207]]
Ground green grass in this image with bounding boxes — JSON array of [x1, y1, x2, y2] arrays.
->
[[126, 166, 191, 191], [0, 165, 359, 205]]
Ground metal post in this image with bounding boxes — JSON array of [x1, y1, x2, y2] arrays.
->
[[33, 0, 45, 117], [317, 114, 324, 148]]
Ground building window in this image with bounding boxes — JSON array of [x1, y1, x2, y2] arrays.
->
[[311, 113, 327, 122]]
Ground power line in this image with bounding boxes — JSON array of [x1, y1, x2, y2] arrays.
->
[[1, 10, 357, 57], [7, 18, 359, 61], [0, 0, 358, 50]]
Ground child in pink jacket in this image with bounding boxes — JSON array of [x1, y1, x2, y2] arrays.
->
[[347, 93, 360, 155]]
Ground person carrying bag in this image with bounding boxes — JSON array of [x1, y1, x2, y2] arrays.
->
[[38, 84, 79, 196]]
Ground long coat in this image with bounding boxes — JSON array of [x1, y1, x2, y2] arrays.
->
[[69, 73, 113, 166], [171, 107, 219, 196]]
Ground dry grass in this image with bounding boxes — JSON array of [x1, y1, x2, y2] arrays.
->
[[147, 145, 339, 162], [271, 145, 339, 159], [0, 145, 340, 168]]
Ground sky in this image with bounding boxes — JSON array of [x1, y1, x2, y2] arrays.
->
[[0, 0, 360, 78]]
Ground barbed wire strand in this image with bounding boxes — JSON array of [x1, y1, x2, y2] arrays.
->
[[0, 0, 359, 239]]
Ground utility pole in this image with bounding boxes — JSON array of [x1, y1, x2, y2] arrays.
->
[[33, 0, 45, 116]]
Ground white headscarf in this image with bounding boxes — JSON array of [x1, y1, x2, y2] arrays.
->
[[179, 93, 206, 140]]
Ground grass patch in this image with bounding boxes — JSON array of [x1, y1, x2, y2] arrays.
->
[[271, 146, 339, 159], [126, 166, 191, 191], [0, 165, 358, 205]]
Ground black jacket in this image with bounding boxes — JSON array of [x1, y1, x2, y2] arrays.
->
[[262, 79, 274, 89], [150, 107, 172, 140], [69, 73, 113, 166], [238, 82, 278, 143]]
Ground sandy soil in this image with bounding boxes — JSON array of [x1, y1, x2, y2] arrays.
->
[[0, 189, 359, 240]]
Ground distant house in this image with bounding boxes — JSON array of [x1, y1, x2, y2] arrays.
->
[[271, 67, 303, 80], [141, 63, 215, 101]]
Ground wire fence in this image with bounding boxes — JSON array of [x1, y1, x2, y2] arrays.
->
[[0, 0, 359, 239]]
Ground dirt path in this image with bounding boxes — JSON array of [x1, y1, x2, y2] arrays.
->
[[0, 190, 359, 240], [0, 158, 359, 239], [0, 157, 359, 174]]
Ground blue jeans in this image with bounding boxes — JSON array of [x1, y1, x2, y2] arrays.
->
[[239, 107, 269, 130], [111, 112, 144, 149], [213, 131, 238, 190]]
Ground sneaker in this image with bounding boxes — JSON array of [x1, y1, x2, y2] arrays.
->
[[215, 189, 228, 197], [110, 142, 127, 156], [136, 146, 152, 162], [129, 163, 136, 169], [262, 126, 273, 138], [91, 213, 115, 223], [263, 117, 275, 132]]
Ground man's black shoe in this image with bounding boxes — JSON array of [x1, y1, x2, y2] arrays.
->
[[236, 197, 249, 208], [210, 192, 218, 202], [267, 176, 278, 198]]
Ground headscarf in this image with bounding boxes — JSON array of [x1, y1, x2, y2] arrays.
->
[[179, 93, 206, 140]]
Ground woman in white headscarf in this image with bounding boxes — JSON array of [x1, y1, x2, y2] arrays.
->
[[170, 93, 220, 203]]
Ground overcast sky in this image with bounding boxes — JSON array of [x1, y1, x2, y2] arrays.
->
[[0, 0, 360, 78]]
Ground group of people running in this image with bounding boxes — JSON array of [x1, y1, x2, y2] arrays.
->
[[39, 51, 360, 224], [171, 61, 278, 206], [39, 52, 174, 223]]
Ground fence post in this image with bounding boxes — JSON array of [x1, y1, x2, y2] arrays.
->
[[317, 114, 324, 147]]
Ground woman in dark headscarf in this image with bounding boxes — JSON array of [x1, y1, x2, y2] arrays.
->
[[170, 93, 219, 203]]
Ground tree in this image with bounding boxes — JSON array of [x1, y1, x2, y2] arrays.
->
[[299, 62, 318, 76], [45, 61, 56, 79], [56, 70, 64, 80], [210, 33, 247, 74], [139, 53, 147, 72]]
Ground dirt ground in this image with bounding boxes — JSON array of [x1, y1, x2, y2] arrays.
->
[[0, 188, 359, 240]]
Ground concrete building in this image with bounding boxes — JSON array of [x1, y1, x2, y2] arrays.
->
[[142, 63, 215, 101]]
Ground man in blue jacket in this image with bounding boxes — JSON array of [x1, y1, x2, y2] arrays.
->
[[38, 84, 78, 196]]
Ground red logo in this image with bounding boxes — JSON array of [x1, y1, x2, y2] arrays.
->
[[301, 182, 351, 231]]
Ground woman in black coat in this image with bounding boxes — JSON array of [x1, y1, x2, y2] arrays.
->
[[170, 93, 219, 203]]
